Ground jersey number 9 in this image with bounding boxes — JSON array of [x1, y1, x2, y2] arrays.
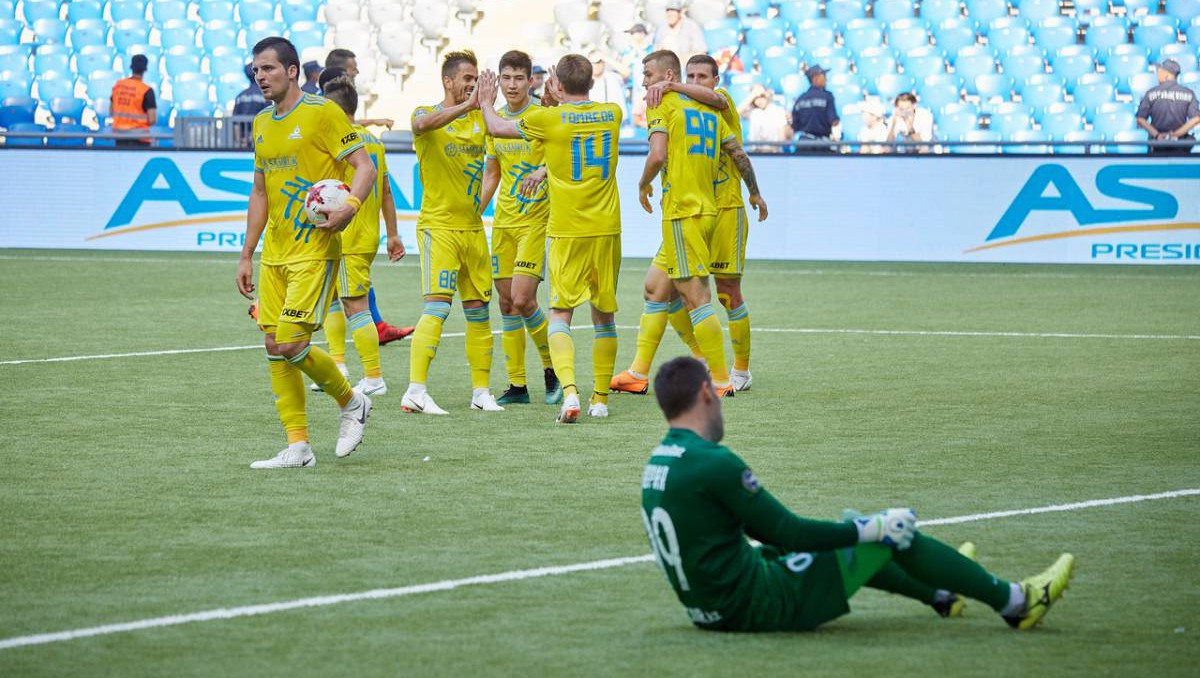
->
[[570, 132, 612, 181], [642, 507, 690, 592], [684, 110, 718, 158]]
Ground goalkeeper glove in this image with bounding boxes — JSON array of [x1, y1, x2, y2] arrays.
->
[[852, 508, 918, 550]]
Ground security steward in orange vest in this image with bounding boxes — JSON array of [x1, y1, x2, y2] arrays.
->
[[110, 54, 158, 146]]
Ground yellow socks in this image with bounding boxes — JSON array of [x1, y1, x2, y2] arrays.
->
[[725, 301, 751, 371], [268, 355, 308, 444], [668, 297, 704, 359], [548, 320, 577, 398], [501, 313, 526, 387], [630, 299, 668, 377], [288, 344, 353, 407], [592, 322, 618, 405], [325, 299, 347, 366], [463, 305, 493, 390], [347, 310, 381, 379], [523, 307, 553, 370], [689, 303, 730, 386], [409, 301, 450, 385]]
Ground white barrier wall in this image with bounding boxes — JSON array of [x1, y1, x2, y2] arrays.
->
[[1, 150, 1197, 263]]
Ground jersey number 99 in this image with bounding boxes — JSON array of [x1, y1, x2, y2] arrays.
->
[[684, 110, 718, 158], [570, 132, 612, 181], [642, 507, 690, 592]]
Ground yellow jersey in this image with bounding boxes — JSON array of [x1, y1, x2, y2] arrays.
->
[[253, 93, 365, 265], [517, 100, 622, 239], [486, 102, 549, 228], [340, 124, 389, 255], [412, 105, 487, 230], [646, 91, 735, 220], [713, 88, 745, 210]]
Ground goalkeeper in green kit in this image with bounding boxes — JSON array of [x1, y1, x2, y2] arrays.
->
[[641, 357, 1076, 632]]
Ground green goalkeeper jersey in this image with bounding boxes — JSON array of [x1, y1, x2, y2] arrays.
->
[[641, 428, 861, 630]]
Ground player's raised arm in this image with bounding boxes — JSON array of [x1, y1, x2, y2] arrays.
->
[[645, 80, 727, 111], [412, 89, 479, 136], [237, 169, 268, 299], [477, 70, 522, 139], [637, 129, 668, 214], [720, 137, 767, 222]]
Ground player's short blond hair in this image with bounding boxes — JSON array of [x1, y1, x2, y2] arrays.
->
[[643, 50, 681, 78], [556, 54, 593, 95]]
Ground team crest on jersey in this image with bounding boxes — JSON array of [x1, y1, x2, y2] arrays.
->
[[289, 125, 302, 140], [255, 134, 263, 145], [741, 469, 761, 494]]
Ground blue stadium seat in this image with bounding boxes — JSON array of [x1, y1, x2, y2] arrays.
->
[[243, 20, 286, 49], [934, 18, 978, 53], [888, 19, 930, 52], [826, 77, 863, 104], [921, 0, 962, 23], [1119, 0, 1160, 16], [704, 26, 740, 52], [0, 45, 27, 73], [874, 0, 915, 22], [953, 46, 997, 88], [903, 46, 947, 79], [844, 19, 884, 54], [1058, 129, 1104, 154], [1073, 0, 1108, 20], [1003, 46, 1046, 85], [1108, 129, 1147, 154], [0, 74, 32, 100], [123, 45, 162, 74], [176, 99, 215, 118], [216, 72, 245, 106], [838, 103, 865, 141], [152, 0, 190, 23], [1099, 42, 1149, 66], [876, 72, 916, 99], [1107, 52, 1151, 89], [1165, 0, 1200, 22], [1015, 0, 1060, 22], [941, 101, 980, 117], [964, 0, 1008, 27], [777, 72, 806, 99], [74, 45, 114, 76], [1158, 44, 1197, 73], [793, 20, 836, 53], [1132, 23, 1179, 59], [35, 72, 74, 101], [86, 70, 122, 101], [0, 18, 22, 45], [202, 22, 240, 52], [826, 0, 865, 27], [1137, 15, 1180, 30], [67, 1, 104, 22], [745, 25, 786, 55], [199, 1, 237, 23], [0, 98, 36, 128], [160, 25, 197, 50], [761, 53, 799, 86], [92, 124, 116, 147], [1021, 75, 1065, 108], [34, 50, 69, 76], [165, 47, 202, 76], [1033, 17, 1078, 53], [282, 0, 321, 25], [988, 20, 1030, 51], [974, 72, 1013, 99], [1074, 76, 1116, 118], [47, 122, 88, 147], [857, 47, 899, 83], [32, 18, 69, 44], [1004, 129, 1051, 154], [1051, 46, 1096, 89], [110, 1, 148, 23], [776, 2, 820, 30], [112, 20, 152, 51], [5, 122, 47, 146], [207, 52, 245, 79], [1126, 70, 1157, 99], [155, 97, 174, 121], [22, 1, 59, 24], [988, 101, 1032, 135], [49, 96, 86, 123], [919, 74, 962, 110], [1180, 71, 1200, 90], [68, 20, 108, 49], [1092, 104, 1136, 137], [954, 129, 1000, 153], [1085, 17, 1129, 52], [171, 76, 212, 103], [1039, 103, 1084, 137], [808, 46, 852, 75], [287, 22, 326, 54], [239, 0, 278, 26]]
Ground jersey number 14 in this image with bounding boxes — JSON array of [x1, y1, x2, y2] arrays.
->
[[570, 131, 612, 181]]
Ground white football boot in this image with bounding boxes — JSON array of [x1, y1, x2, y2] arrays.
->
[[401, 386, 448, 415], [250, 442, 315, 469], [335, 390, 372, 458], [587, 401, 609, 418], [355, 377, 388, 396], [557, 392, 581, 423], [731, 369, 753, 392], [470, 389, 505, 412]]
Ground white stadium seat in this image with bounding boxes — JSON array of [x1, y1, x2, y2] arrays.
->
[[413, 0, 451, 42], [566, 20, 606, 50], [597, 1, 639, 33], [554, 2, 590, 31]]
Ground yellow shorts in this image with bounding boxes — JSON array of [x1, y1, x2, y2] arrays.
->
[[491, 221, 547, 280], [418, 228, 492, 302], [337, 252, 376, 298], [710, 207, 748, 278], [258, 259, 339, 338], [548, 234, 620, 313], [654, 214, 718, 279]]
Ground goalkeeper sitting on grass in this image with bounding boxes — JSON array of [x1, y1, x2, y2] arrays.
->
[[641, 356, 1075, 632]]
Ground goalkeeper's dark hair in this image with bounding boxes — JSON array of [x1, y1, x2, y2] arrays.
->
[[654, 357, 712, 420], [319, 67, 358, 116], [442, 49, 478, 79], [252, 37, 300, 76]]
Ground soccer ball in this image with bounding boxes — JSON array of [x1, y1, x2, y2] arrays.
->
[[304, 179, 351, 225]]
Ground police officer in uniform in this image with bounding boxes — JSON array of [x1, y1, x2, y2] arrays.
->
[[110, 54, 157, 147], [1136, 60, 1200, 155], [790, 65, 838, 153]]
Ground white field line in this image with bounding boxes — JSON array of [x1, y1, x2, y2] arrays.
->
[[4, 324, 1198, 366], [1, 254, 1194, 280], [0, 488, 1195, 651]]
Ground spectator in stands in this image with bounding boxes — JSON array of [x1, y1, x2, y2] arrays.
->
[[1136, 60, 1200, 155], [737, 84, 791, 152], [614, 23, 655, 127], [654, 2, 706, 60], [791, 65, 838, 152], [858, 100, 890, 154], [110, 54, 157, 147], [713, 46, 745, 76], [233, 63, 269, 148], [887, 92, 934, 153], [530, 65, 546, 104], [300, 61, 322, 94], [589, 50, 629, 120]]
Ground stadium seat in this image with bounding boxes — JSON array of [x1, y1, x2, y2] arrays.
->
[[0, 69, 33, 98], [876, 72, 916, 100], [1108, 129, 1147, 154], [0, 45, 28, 74], [282, 0, 320, 25], [32, 18, 68, 44], [826, 0, 865, 27], [1074, 77, 1116, 118], [704, 26, 740, 52], [1108, 52, 1151, 90], [208, 52, 245, 79], [110, 1, 148, 23], [761, 53, 799, 87], [199, 1, 237, 23], [1039, 103, 1084, 137], [939, 106, 979, 138], [175, 99, 214, 118], [35, 72, 74, 102], [888, 20, 930, 52], [34, 50, 69, 76], [0, 98, 36, 128], [733, 0, 771, 18], [1085, 17, 1129, 52], [1119, 0, 1160, 15], [808, 46, 852, 76], [974, 72, 1013, 99], [112, 20, 152, 51], [919, 74, 962, 110], [793, 19, 836, 53], [413, 0, 451, 42], [952, 129, 1001, 153], [1099, 42, 1149, 67], [1021, 75, 1065, 108], [1132, 23, 1179, 59], [202, 22, 240, 52], [964, 0, 1008, 27], [68, 20, 109, 50], [86, 70, 122, 102], [1126, 70, 1157, 99], [239, 0, 278, 26], [1181, 71, 1200, 90], [989, 21, 1030, 51], [953, 46, 997, 87], [67, 1, 104, 22], [151, 0, 189, 23], [21, 1, 59, 24], [1003, 47, 1046, 85], [857, 47, 900, 83], [49, 96, 86, 124], [0, 18, 21, 45], [934, 19, 978, 53], [1004, 129, 1051, 154], [75, 46, 115, 77], [777, 72, 807, 100], [1092, 105, 1137, 137], [826, 72, 863, 103], [875, 0, 916, 22], [289, 23, 327, 54], [988, 103, 1033, 136], [903, 46, 947, 79], [215, 72, 245, 106], [1015, 0, 1060, 22], [1158, 44, 1198, 73], [1137, 15, 1180, 30], [5, 122, 47, 146], [1165, 0, 1200, 22], [1051, 46, 1096, 89], [843, 19, 884, 54], [1033, 17, 1078, 53], [165, 48, 202, 76], [777, 0, 820, 28], [1058, 129, 1105, 154], [244, 20, 286, 49], [46, 122, 87, 147], [122, 45, 162, 73], [745, 25, 786, 55], [920, 0, 962, 23], [1073, 0, 1108, 20]]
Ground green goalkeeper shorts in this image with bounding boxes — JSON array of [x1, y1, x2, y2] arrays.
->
[[835, 543, 895, 597]]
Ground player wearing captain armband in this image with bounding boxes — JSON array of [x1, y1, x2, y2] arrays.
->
[[642, 356, 1077, 632], [235, 37, 376, 469]]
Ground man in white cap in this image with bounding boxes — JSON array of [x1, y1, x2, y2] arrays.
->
[[654, 2, 707, 60]]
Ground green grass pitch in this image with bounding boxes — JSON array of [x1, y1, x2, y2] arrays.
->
[[0, 249, 1197, 677]]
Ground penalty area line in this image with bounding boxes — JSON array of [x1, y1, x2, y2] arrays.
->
[[0, 488, 1196, 651]]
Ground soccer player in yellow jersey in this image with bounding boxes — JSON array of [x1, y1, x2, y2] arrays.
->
[[477, 50, 562, 407], [612, 53, 766, 395], [307, 68, 405, 399], [402, 50, 503, 415], [621, 50, 766, 398], [477, 55, 623, 423], [235, 37, 377, 469]]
